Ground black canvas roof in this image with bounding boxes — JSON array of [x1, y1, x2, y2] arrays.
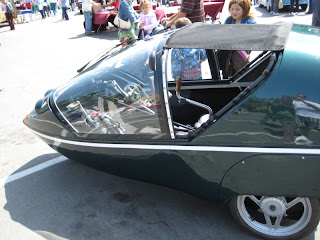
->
[[164, 22, 293, 51]]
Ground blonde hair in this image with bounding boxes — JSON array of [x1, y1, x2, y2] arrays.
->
[[229, 0, 254, 19], [139, 0, 151, 10], [175, 17, 192, 29]]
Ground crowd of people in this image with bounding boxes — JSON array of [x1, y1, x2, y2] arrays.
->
[[1, 0, 79, 28], [1, 0, 319, 34], [79, 0, 319, 39], [32, 0, 76, 19]]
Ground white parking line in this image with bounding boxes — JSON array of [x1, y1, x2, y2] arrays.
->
[[0, 156, 69, 188]]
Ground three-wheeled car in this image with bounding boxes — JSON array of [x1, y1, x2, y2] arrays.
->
[[24, 22, 320, 240]]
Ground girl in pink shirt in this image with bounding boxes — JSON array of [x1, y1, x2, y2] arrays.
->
[[138, 0, 158, 38]]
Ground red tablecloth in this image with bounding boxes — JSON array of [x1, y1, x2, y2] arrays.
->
[[204, 2, 224, 20], [26, 2, 32, 9], [155, 8, 166, 20], [93, 11, 116, 25]]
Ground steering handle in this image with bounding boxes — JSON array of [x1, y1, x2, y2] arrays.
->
[[175, 76, 182, 93]]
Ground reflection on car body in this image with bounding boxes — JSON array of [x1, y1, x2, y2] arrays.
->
[[24, 22, 320, 240]]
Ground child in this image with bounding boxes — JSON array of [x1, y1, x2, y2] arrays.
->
[[171, 18, 207, 81], [221, 0, 256, 77], [138, 0, 157, 38], [225, 0, 256, 24], [120, 34, 134, 47], [118, 0, 139, 40]]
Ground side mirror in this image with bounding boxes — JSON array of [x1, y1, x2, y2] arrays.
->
[[148, 51, 156, 71]]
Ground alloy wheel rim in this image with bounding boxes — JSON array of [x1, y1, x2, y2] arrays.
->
[[237, 195, 312, 237]]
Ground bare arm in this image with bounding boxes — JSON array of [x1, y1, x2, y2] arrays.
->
[[165, 11, 187, 27]]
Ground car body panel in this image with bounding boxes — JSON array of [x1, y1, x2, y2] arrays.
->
[[24, 23, 320, 203], [193, 25, 320, 147], [220, 154, 320, 201]]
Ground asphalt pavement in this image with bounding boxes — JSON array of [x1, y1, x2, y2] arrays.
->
[[0, 5, 317, 240]]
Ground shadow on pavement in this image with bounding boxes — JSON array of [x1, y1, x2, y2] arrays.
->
[[3, 154, 262, 240], [69, 28, 119, 40]]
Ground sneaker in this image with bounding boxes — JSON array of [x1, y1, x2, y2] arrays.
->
[[85, 31, 95, 35], [273, 12, 279, 15], [295, 12, 299, 15], [289, 12, 294, 15], [270, 11, 274, 15]]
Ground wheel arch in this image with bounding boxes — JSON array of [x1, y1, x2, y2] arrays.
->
[[219, 154, 320, 202]]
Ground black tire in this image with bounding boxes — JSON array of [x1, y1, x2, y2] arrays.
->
[[229, 195, 320, 240]]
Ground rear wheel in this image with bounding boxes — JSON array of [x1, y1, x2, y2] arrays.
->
[[229, 195, 320, 240]]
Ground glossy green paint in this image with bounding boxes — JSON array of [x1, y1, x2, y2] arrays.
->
[[195, 25, 320, 201], [194, 24, 320, 147], [41, 137, 255, 202], [25, 25, 320, 203], [220, 154, 320, 200]]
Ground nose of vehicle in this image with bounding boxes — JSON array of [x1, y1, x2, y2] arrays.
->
[[23, 89, 72, 138], [24, 89, 54, 120]]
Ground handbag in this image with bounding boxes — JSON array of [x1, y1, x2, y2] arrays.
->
[[114, 13, 131, 29], [279, 0, 283, 9]]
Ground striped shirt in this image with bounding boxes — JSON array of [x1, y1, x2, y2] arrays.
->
[[180, 0, 204, 23]]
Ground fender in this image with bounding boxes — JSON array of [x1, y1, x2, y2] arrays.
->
[[219, 154, 320, 202]]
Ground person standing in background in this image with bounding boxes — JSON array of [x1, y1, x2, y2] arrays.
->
[[270, 0, 279, 15], [70, 0, 75, 11], [1, 0, 15, 30], [37, 0, 46, 19], [289, 0, 300, 15], [43, 0, 49, 16], [118, 0, 139, 40], [306, 0, 313, 14], [60, 0, 69, 20], [83, 0, 96, 34], [312, 0, 320, 25], [164, 0, 204, 27], [49, 0, 57, 15]]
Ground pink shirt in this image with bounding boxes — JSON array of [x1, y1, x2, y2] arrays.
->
[[2, 3, 7, 13], [139, 11, 158, 34]]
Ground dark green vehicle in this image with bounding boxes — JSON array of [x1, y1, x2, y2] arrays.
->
[[24, 22, 320, 240]]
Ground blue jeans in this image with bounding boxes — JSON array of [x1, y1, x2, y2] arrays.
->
[[312, 0, 320, 26], [62, 7, 69, 20], [272, 0, 279, 12], [84, 11, 93, 33], [39, 9, 46, 19], [50, 3, 57, 15]]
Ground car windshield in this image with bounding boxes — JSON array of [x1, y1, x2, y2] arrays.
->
[[52, 37, 170, 139]]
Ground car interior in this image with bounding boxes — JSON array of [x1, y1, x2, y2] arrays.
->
[[165, 49, 278, 139]]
